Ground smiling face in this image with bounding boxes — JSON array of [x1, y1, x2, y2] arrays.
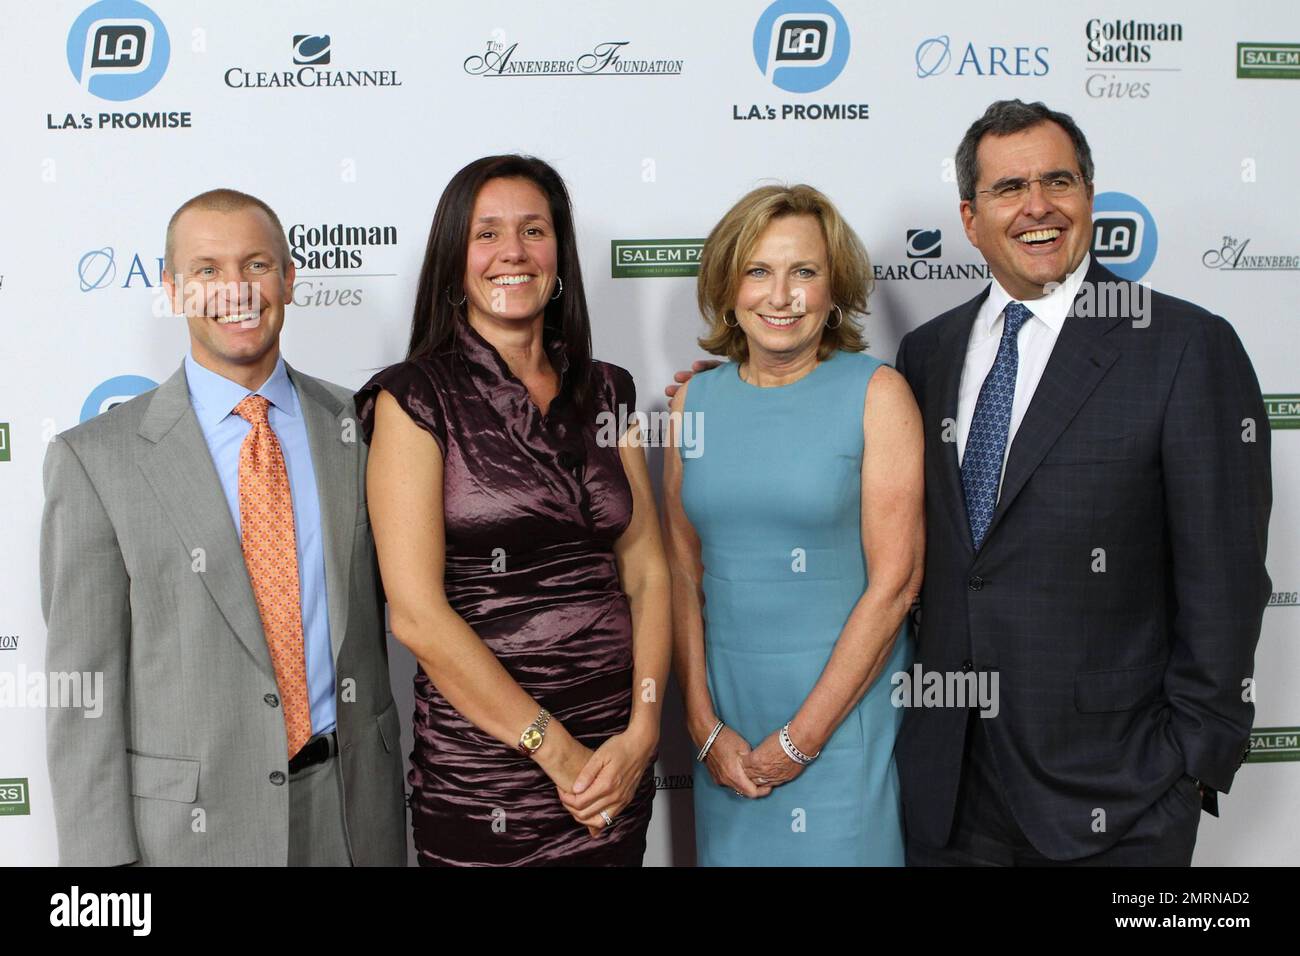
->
[[734, 213, 833, 363], [164, 205, 293, 385], [960, 120, 1094, 301], [463, 177, 559, 328]]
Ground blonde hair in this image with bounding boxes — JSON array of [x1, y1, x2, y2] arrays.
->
[[696, 183, 872, 362], [164, 188, 291, 272]]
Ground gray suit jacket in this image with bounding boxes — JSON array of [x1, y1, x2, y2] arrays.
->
[[41, 361, 406, 865]]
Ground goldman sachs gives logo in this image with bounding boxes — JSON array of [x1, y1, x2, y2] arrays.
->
[[463, 36, 684, 76], [226, 35, 401, 89], [290, 222, 399, 308], [1083, 17, 1184, 100]]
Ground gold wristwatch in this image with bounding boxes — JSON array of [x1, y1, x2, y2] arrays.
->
[[517, 709, 551, 756]]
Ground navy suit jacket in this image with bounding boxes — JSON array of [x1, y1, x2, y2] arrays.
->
[[894, 259, 1271, 860]]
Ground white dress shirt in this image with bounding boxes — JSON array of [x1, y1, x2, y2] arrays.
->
[[956, 253, 1091, 482]]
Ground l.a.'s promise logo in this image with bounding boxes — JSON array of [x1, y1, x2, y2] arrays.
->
[[66, 0, 170, 101], [754, 0, 850, 92], [1091, 191, 1157, 281]]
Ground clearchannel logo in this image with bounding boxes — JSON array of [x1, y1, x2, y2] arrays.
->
[[80, 375, 159, 423], [66, 0, 170, 101], [1091, 191, 1158, 281], [753, 0, 850, 93]]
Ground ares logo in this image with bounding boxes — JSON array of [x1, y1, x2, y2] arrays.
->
[[78, 247, 164, 291], [80, 375, 158, 422], [906, 229, 942, 259], [753, 0, 850, 93], [915, 35, 1049, 77], [1091, 191, 1158, 281], [66, 0, 170, 101], [293, 35, 331, 65]]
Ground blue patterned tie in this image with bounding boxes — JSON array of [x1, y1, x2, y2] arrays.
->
[[961, 301, 1033, 550]]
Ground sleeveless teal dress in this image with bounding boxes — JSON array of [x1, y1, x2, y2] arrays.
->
[[681, 350, 911, 866]]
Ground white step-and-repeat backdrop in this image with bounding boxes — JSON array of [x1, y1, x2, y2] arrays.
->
[[1, 0, 1296, 865]]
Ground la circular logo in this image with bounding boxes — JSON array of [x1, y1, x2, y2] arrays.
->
[[66, 0, 170, 101], [1091, 191, 1158, 281], [753, 0, 850, 93], [80, 375, 158, 422]]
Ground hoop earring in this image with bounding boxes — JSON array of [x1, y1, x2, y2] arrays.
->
[[550, 276, 564, 301], [825, 305, 843, 330], [723, 310, 740, 328], [446, 286, 466, 307]]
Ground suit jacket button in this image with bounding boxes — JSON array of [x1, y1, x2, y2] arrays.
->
[[961, 659, 974, 672], [269, 771, 286, 786], [968, 576, 984, 591], [264, 693, 280, 707]]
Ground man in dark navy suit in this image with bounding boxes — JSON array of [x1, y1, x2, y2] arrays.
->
[[893, 99, 1271, 865]]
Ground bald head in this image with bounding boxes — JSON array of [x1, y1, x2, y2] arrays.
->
[[164, 188, 290, 273]]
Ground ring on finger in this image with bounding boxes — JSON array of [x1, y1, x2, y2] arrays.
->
[[600, 810, 614, 827]]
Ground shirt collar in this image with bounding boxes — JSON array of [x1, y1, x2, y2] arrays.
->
[[184, 352, 298, 429], [983, 252, 1091, 336]]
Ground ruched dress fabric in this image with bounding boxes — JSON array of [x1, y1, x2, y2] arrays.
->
[[681, 350, 911, 866], [355, 318, 653, 866]]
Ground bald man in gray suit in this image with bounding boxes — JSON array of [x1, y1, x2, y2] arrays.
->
[[42, 188, 406, 866]]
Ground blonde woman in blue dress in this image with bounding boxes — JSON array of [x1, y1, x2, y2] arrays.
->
[[662, 184, 924, 865]]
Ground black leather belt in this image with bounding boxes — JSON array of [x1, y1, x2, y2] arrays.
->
[[289, 731, 337, 774]]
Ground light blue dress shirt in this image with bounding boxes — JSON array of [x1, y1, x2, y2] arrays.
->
[[184, 353, 336, 737]]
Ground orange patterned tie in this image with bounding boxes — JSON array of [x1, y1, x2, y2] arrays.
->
[[233, 394, 312, 758]]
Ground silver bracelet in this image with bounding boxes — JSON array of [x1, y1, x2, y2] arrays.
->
[[780, 721, 819, 765], [696, 720, 725, 762]]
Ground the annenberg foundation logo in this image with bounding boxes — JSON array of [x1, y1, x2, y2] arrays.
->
[[611, 240, 704, 278], [914, 34, 1049, 78], [226, 35, 401, 89], [874, 229, 992, 282], [1247, 728, 1300, 763], [1083, 18, 1184, 100], [1269, 589, 1299, 608], [463, 34, 684, 76], [66, 0, 169, 100], [77, 247, 164, 291], [290, 221, 399, 308], [52, 0, 189, 130], [0, 634, 17, 650], [80, 375, 158, 423], [1237, 42, 1300, 80], [1264, 395, 1300, 430], [0, 422, 9, 463], [0, 779, 30, 816], [736, 1, 865, 122], [1202, 237, 1299, 272], [1090, 192, 1157, 281]]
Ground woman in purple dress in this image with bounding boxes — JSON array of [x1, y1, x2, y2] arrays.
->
[[356, 156, 671, 866]]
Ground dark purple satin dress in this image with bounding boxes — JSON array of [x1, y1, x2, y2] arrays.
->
[[355, 317, 654, 866]]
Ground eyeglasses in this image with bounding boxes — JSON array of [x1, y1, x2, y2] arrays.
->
[[975, 172, 1089, 203]]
